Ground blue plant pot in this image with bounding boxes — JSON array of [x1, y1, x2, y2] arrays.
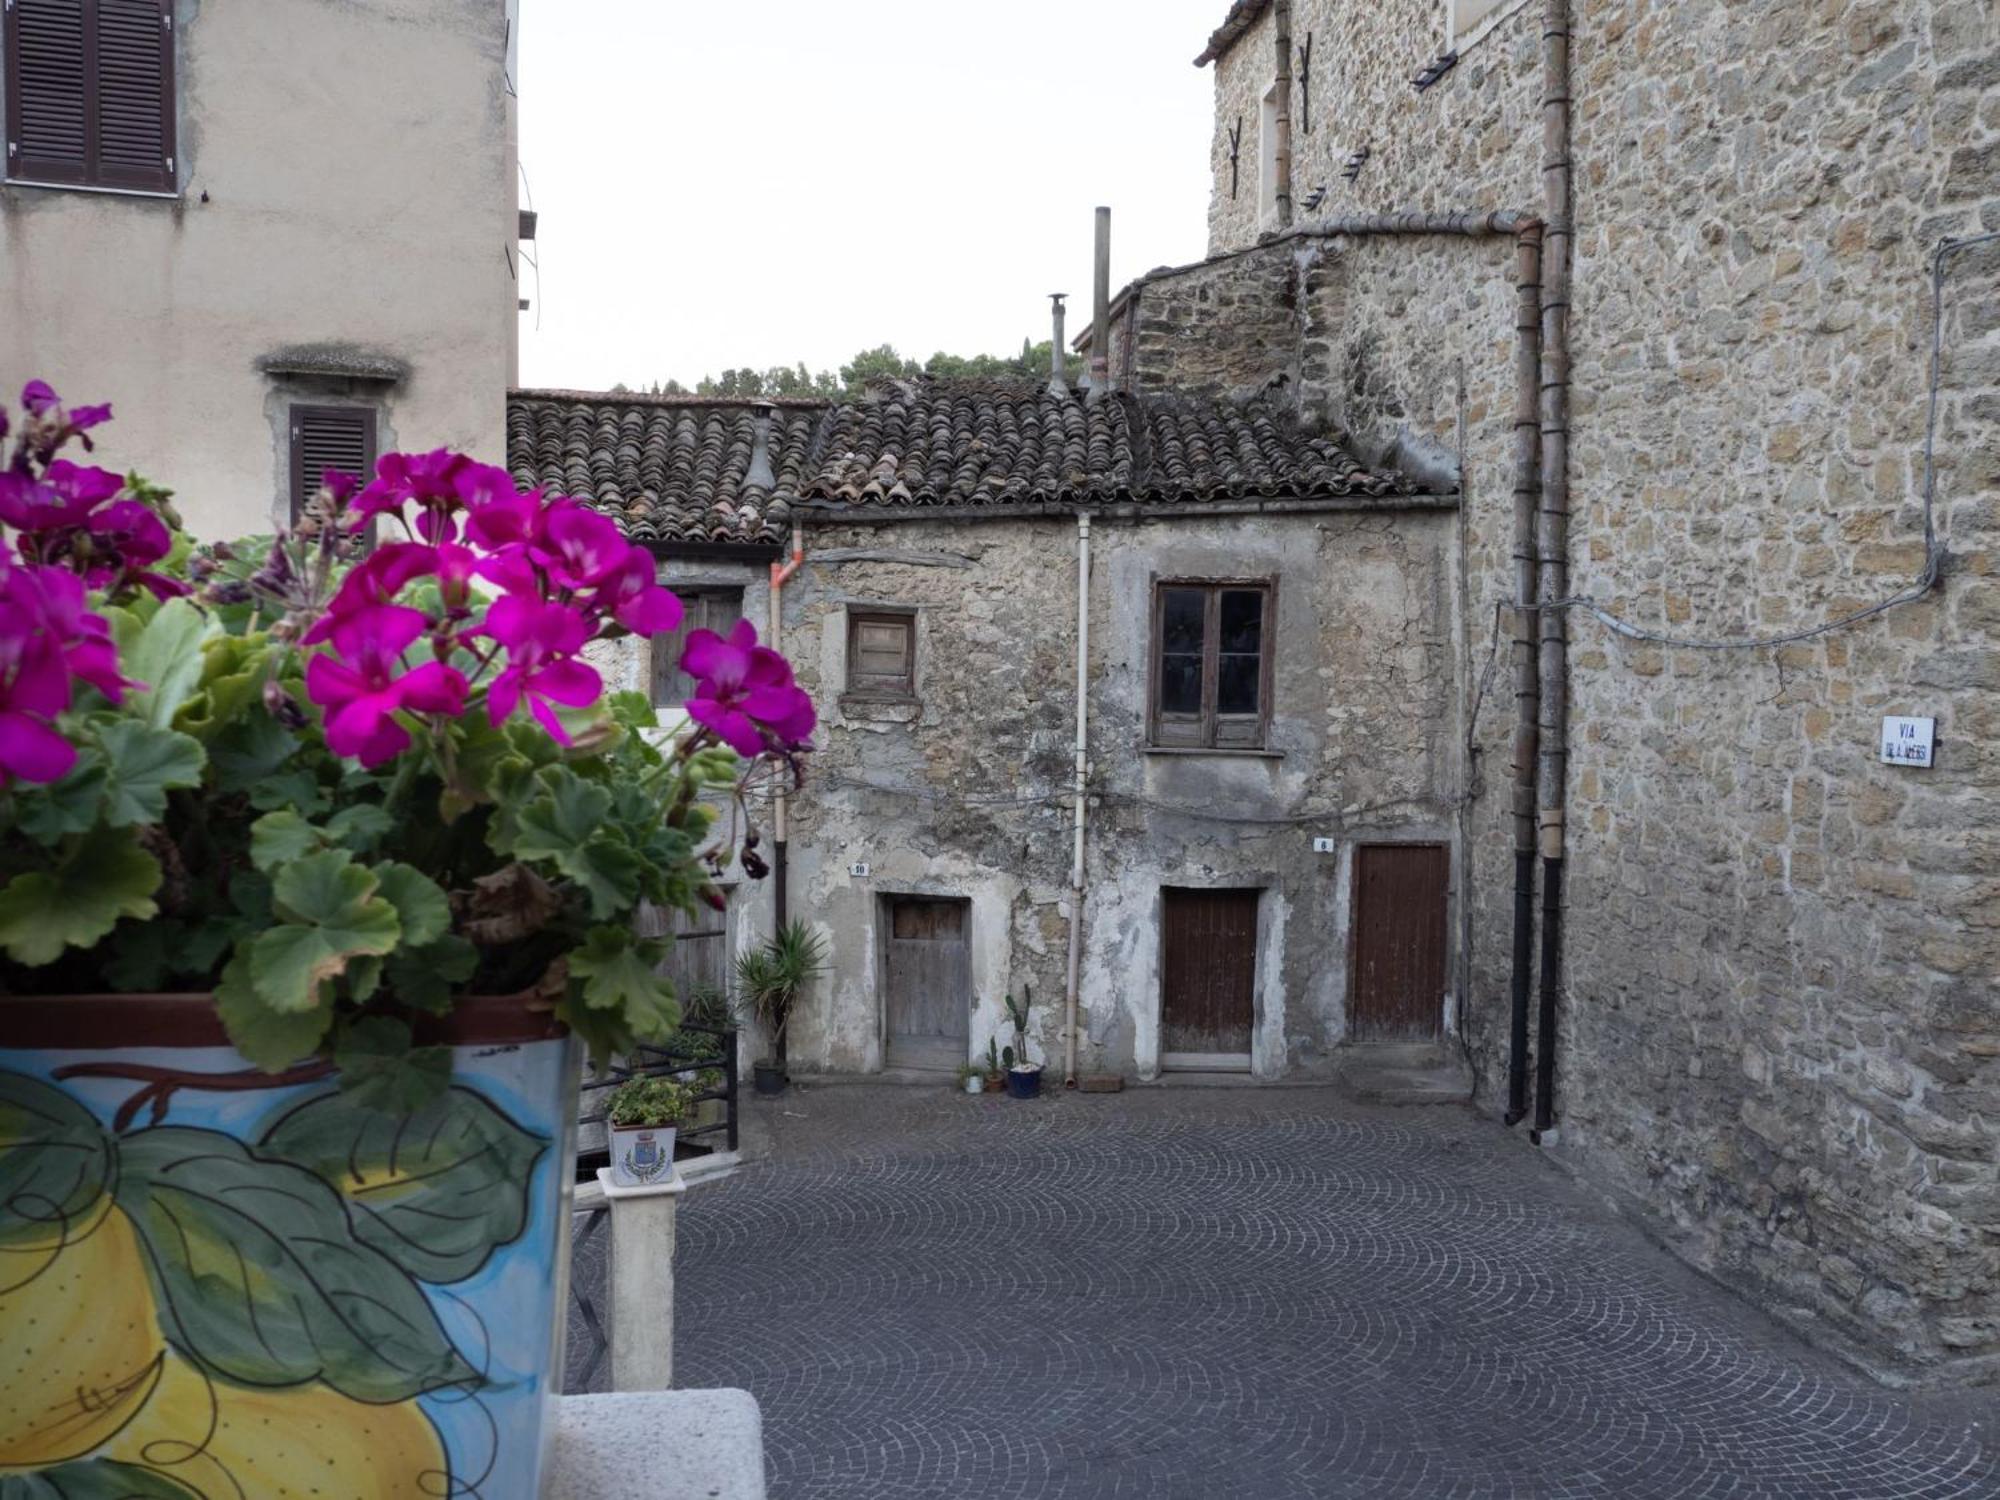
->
[[1006, 1066, 1043, 1099]]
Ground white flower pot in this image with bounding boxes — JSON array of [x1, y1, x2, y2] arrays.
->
[[964, 1074, 983, 1095], [610, 1122, 678, 1187]]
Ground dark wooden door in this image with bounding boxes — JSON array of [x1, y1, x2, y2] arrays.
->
[[1351, 844, 1449, 1041], [884, 897, 970, 1070], [1160, 887, 1259, 1060]]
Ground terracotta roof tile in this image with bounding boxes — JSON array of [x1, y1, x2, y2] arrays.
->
[[506, 379, 1417, 544]]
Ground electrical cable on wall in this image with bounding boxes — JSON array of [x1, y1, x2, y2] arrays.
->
[[1545, 232, 1996, 652]]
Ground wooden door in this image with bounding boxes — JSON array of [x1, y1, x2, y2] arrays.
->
[[883, 897, 970, 1070], [1160, 887, 1259, 1065], [1350, 845, 1449, 1041]]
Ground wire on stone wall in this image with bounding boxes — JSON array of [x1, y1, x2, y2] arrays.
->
[[1543, 232, 1998, 653]]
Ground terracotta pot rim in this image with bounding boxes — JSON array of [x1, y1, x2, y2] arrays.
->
[[0, 991, 567, 1050]]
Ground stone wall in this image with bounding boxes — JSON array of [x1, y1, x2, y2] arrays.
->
[[747, 508, 1463, 1082], [1187, 0, 2000, 1378]]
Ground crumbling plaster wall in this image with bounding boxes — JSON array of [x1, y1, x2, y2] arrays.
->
[[762, 509, 1460, 1080], [1195, 0, 2000, 1377]]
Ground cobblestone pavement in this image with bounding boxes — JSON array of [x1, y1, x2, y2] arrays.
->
[[567, 1085, 1997, 1499]]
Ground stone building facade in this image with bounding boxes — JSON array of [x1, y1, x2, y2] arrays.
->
[[1, 0, 523, 542], [1175, 0, 1998, 1379], [510, 383, 1468, 1091]]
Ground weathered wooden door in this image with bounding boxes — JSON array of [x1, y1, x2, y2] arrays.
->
[[1350, 844, 1449, 1041], [883, 897, 971, 1070], [1160, 887, 1259, 1067]]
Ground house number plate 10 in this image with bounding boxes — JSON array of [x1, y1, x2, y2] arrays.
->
[[1880, 716, 1935, 768]]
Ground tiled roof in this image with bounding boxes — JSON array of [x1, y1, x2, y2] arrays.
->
[[506, 380, 1419, 545], [1194, 0, 1271, 66]]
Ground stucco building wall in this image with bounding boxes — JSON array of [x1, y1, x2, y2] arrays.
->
[[1189, 0, 1999, 1376], [0, 0, 518, 542]]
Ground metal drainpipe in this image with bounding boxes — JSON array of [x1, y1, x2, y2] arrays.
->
[[1063, 512, 1091, 1087], [1273, 1, 1294, 228], [1506, 224, 1543, 1127], [1089, 207, 1112, 395], [1532, 0, 1574, 1142], [767, 519, 804, 1075]]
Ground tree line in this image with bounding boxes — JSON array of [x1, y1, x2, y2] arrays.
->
[[610, 339, 1070, 402]]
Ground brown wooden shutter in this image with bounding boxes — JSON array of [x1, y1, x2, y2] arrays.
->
[[289, 405, 377, 521], [7, 0, 90, 185], [4, 0, 173, 192], [846, 610, 915, 697], [92, 0, 174, 192]]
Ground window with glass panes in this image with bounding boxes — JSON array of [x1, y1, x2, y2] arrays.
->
[[1150, 580, 1273, 748]]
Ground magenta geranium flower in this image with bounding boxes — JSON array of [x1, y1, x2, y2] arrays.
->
[[680, 619, 815, 756], [590, 547, 684, 635], [0, 460, 122, 534], [306, 606, 469, 767], [532, 501, 628, 590], [347, 447, 471, 533], [18, 381, 112, 456], [481, 593, 601, 742], [6, 562, 132, 705], [0, 560, 136, 784]]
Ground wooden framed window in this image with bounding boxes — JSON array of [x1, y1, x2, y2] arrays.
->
[[289, 405, 377, 522], [846, 609, 915, 699], [652, 587, 744, 708], [4, 0, 177, 194], [1150, 580, 1273, 749]]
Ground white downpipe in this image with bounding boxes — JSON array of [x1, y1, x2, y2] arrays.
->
[[1062, 513, 1091, 1086]]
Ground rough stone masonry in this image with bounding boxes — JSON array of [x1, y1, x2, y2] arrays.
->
[[1178, 0, 1999, 1379]]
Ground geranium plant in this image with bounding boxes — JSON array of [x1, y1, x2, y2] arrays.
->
[[0, 382, 812, 1086]]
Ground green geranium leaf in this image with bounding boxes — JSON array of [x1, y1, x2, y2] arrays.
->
[[0, 828, 160, 967], [383, 934, 479, 1014], [246, 850, 401, 1013], [566, 925, 679, 1064], [215, 949, 333, 1069], [371, 861, 452, 947], [250, 809, 323, 872], [209, 712, 297, 792], [250, 768, 330, 815], [329, 1018, 453, 1115], [260, 1081, 548, 1285], [607, 689, 659, 733], [326, 803, 395, 854], [0, 1071, 112, 1267], [508, 771, 644, 918], [116, 1126, 475, 1401], [13, 750, 108, 844], [96, 720, 204, 828], [119, 596, 216, 729], [0, 1458, 195, 1499]]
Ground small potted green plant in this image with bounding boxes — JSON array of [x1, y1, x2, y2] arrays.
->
[[982, 1037, 1007, 1092], [1004, 986, 1042, 1099], [606, 1075, 694, 1187], [735, 919, 827, 1095], [954, 1059, 984, 1095]]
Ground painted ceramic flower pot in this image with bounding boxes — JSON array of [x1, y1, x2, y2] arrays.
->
[[0, 993, 578, 1500], [609, 1123, 677, 1187]]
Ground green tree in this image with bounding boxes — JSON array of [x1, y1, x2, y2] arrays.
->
[[630, 337, 1073, 405]]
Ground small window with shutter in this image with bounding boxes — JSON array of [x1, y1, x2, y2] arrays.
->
[[288, 405, 377, 522], [845, 609, 916, 700], [1150, 579, 1274, 749], [4, 0, 177, 194], [652, 587, 744, 709]]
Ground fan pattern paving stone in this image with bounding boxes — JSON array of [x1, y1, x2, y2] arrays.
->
[[567, 1087, 1996, 1499]]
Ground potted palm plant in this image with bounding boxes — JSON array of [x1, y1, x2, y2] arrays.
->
[[0, 382, 814, 1500], [606, 1075, 695, 1186], [1004, 985, 1043, 1099], [735, 919, 827, 1095]]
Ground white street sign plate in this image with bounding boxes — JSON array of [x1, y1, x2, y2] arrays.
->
[[1880, 716, 1935, 768]]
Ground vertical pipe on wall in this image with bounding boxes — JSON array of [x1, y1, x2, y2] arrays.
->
[[1063, 512, 1091, 1087], [1089, 208, 1112, 395], [1506, 223, 1543, 1127], [1533, 0, 1574, 1139], [1272, 1, 1295, 229], [767, 521, 804, 1075]]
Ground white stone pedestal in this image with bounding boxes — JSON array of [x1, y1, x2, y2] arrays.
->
[[544, 1389, 765, 1498], [595, 1164, 685, 1392]]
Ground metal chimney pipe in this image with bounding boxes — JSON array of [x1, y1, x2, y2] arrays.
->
[[1088, 207, 1111, 398], [1048, 293, 1069, 395]]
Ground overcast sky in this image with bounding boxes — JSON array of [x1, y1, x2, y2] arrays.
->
[[515, 1, 1221, 392]]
